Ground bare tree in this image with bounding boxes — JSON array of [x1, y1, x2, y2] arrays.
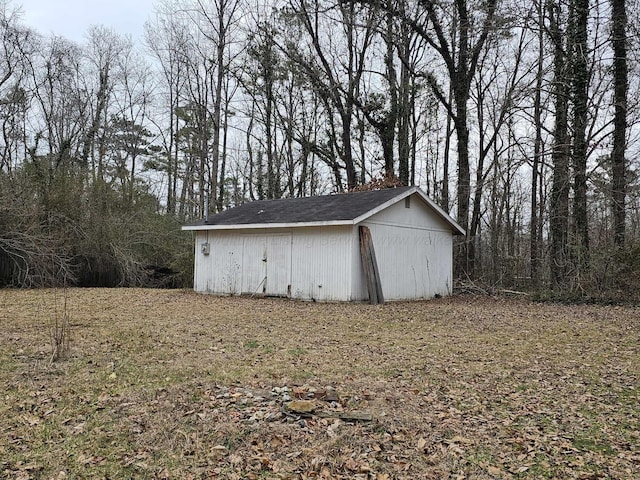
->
[[530, 0, 547, 285], [145, 4, 191, 215], [548, 0, 571, 288], [570, 0, 590, 270], [283, 0, 379, 190], [77, 26, 132, 187], [0, 2, 34, 173], [190, 0, 243, 213], [241, 20, 283, 199], [401, 0, 500, 274], [611, 0, 627, 247]]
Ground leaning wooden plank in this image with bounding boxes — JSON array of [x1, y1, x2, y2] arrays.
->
[[359, 226, 379, 304], [359, 226, 384, 304], [368, 229, 384, 303]]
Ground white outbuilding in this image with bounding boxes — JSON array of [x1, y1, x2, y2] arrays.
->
[[182, 186, 465, 302]]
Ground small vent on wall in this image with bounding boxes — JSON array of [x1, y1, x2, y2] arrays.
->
[[201, 242, 210, 255], [405, 197, 411, 208]]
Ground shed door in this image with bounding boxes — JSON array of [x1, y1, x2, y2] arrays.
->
[[241, 234, 291, 297]]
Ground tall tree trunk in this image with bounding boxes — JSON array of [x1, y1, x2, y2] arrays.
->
[[217, 93, 230, 211], [441, 10, 457, 213], [198, 102, 208, 217], [265, 66, 276, 199], [210, 28, 224, 211], [442, 88, 452, 211], [167, 80, 175, 215], [548, 1, 571, 288], [409, 83, 417, 186], [453, 2, 472, 275], [397, 5, 411, 185], [454, 87, 471, 271], [531, 0, 544, 286], [571, 0, 590, 269], [383, 2, 397, 180], [611, 0, 627, 247]]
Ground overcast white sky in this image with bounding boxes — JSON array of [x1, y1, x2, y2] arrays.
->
[[17, 0, 156, 43]]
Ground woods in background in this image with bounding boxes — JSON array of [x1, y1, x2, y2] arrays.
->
[[0, 0, 639, 297]]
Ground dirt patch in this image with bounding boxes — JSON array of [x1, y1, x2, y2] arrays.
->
[[1, 289, 639, 478]]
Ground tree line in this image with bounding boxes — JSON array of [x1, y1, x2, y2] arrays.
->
[[0, 0, 638, 297]]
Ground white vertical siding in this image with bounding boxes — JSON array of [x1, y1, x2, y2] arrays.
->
[[367, 195, 455, 231], [350, 226, 368, 301], [194, 227, 352, 300], [352, 193, 454, 301], [264, 234, 292, 296], [361, 224, 452, 300], [240, 233, 292, 296], [194, 231, 242, 294], [290, 226, 352, 301], [240, 235, 265, 294]]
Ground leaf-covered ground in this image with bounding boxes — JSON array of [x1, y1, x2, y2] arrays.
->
[[0, 289, 638, 479]]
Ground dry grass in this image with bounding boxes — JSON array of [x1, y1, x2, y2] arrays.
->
[[0, 289, 638, 479]]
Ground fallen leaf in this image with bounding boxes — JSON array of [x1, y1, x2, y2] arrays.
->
[[488, 465, 502, 476], [451, 435, 473, 445], [343, 457, 358, 471]]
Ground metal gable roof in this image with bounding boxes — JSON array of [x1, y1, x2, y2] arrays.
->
[[182, 186, 465, 235]]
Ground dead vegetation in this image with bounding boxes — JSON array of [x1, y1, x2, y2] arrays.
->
[[0, 289, 638, 479], [48, 289, 71, 364]]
